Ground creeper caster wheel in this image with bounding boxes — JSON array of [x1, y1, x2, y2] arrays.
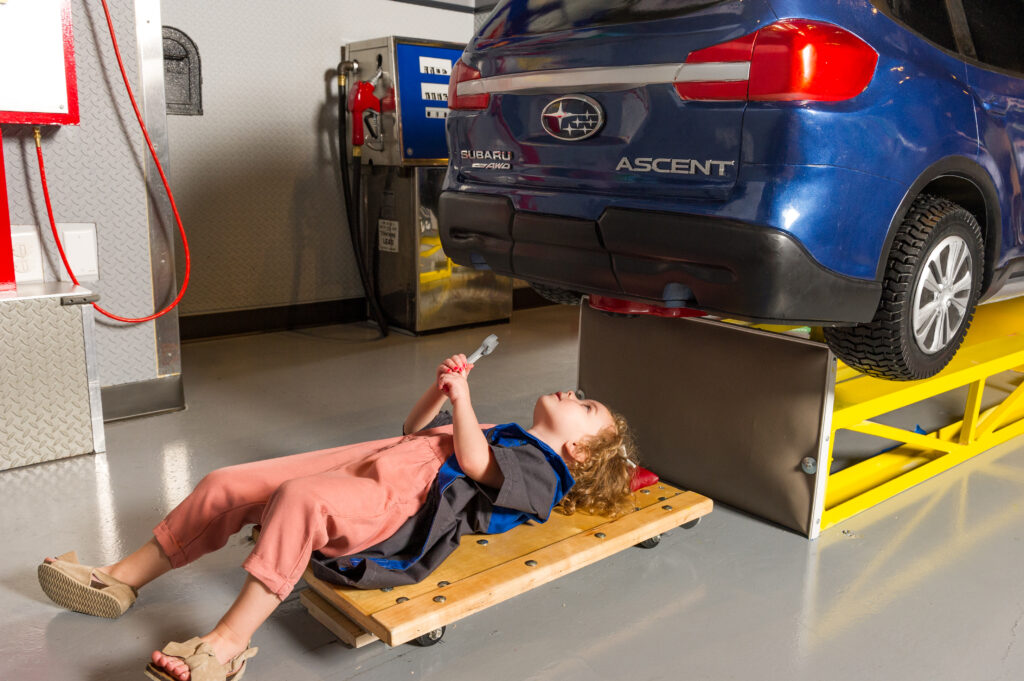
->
[[635, 534, 662, 549], [412, 626, 446, 646]]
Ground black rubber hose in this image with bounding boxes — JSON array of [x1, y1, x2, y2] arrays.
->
[[337, 66, 388, 336], [337, 73, 353, 232], [352, 154, 365, 290], [351, 154, 388, 333]]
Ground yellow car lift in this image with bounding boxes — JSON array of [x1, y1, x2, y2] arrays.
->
[[577, 297, 1024, 539], [822, 296, 1024, 531]]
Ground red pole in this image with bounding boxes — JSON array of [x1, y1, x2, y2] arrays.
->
[[0, 126, 16, 290]]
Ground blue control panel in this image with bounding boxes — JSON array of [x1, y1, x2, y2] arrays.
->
[[395, 41, 464, 162]]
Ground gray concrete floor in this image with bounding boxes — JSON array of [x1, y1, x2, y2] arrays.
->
[[3, 305, 1024, 681]]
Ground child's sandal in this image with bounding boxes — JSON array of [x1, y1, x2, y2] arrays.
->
[[37, 550, 138, 619], [144, 638, 258, 681]]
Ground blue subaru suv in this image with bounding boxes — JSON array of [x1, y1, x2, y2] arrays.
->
[[439, 0, 1024, 380]]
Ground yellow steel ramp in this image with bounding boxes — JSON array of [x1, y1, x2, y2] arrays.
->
[[822, 297, 1024, 531]]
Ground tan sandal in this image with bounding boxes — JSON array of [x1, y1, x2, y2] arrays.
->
[[144, 638, 258, 681], [37, 550, 137, 619]]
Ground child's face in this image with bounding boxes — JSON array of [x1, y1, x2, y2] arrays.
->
[[533, 391, 615, 461]]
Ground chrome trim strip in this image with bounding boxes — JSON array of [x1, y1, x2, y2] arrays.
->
[[100, 374, 185, 422], [807, 354, 837, 541], [81, 304, 107, 454], [135, 0, 182, 378], [1, 282, 92, 302], [458, 61, 749, 95]]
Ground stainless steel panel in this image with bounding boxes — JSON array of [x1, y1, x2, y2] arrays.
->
[[100, 374, 185, 422], [577, 305, 833, 536], [0, 284, 101, 471], [413, 167, 511, 331], [344, 37, 400, 167], [135, 0, 182, 379], [807, 357, 836, 540], [343, 36, 465, 168], [363, 165, 510, 333], [81, 304, 107, 454]]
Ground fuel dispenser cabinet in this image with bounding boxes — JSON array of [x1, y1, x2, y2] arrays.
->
[[343, 37, 511, 334]]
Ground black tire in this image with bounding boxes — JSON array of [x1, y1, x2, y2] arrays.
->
[[824, 195, 983, 381], [529, 282, 584, 306], [635, 534, 662, 549], [412, 626, 446, 646]]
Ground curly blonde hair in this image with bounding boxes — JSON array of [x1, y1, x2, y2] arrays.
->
[[558, 411, 638, 518]]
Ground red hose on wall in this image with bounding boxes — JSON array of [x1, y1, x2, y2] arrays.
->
[[36, 0, 191, 323]]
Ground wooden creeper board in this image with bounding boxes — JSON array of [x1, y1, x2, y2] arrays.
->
[[301, 482, 712, 647]]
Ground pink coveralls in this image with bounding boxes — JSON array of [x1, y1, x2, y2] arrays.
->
[[153, 426, 456, 599]]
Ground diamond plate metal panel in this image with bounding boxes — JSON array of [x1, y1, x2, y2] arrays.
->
[[0, 297, 94, 470], [1, 0, 158, 386], [160, 0, 474, 315]]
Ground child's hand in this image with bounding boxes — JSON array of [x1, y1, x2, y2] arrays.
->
[[436, 354, 473, 385], [438, 370, 471, 404]]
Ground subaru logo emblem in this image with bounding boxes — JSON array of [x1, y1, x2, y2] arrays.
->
[[541, 95, 604, 141]]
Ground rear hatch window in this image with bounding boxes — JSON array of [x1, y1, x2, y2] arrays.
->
[[480, 0, 731, 39]]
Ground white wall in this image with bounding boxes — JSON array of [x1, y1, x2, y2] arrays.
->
[[160, 1, 475, 316]]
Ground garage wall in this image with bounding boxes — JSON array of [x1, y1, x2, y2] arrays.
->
[[3, 0, 478, 418], [3, 0, 158, 388], [160, 1, 476, 318]]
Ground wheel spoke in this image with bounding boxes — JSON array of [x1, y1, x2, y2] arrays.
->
[[944, 240, 963, 285], [943, 304, 959, 345], [924, 322, 941, 354], [914, 300, 940, 335], [947, 298, 966, 327], [935, 306, 951, 351], [951, 274, 973, 296], [917, 303, 937, 348], [914, 300, 940, 332], [921, 276, 942, 296], [928, 259, 945, 287], [952, 243, 970, 282]]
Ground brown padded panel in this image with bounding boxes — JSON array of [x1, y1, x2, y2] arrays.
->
[[578, 305, 831, 535]]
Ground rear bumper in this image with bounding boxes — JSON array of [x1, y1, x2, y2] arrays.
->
[[439, 191, 882, 324]]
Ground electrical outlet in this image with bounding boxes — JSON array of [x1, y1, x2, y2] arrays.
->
[[56, 222, 99, 283], [10, 225, 44, 284]]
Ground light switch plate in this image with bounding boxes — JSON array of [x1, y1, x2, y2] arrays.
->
[[56, 222, 99, 282], [10, 225, 44, 284]]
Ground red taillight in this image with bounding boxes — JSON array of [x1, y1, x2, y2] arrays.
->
[[448, 60, 490, 110], [684, 32, 756, 64], [674, 20, 878, 103], [749, 21, 878, 101]]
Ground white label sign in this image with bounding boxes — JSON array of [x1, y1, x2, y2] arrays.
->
[[378, 219, 399, 253], [420, 83, 449, 102], [0, 0, 70, 116], [419, 57, 452, 77], [425, 107, 450, 120]]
